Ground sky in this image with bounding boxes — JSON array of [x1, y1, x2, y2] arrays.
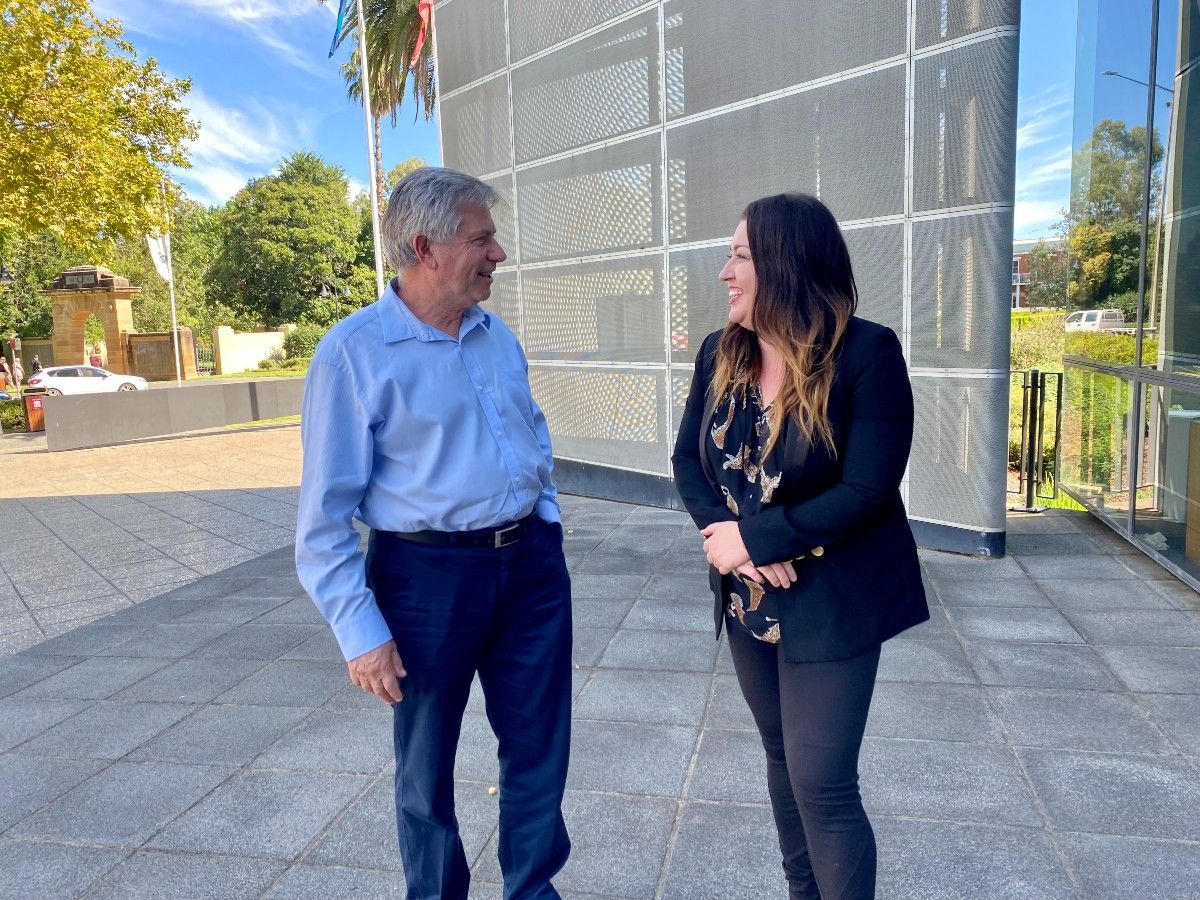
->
[[101, 0, 1075, 239]]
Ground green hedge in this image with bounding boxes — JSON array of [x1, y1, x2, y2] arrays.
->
[[1, 399, 25, 433], [284, 324, 328, 359]]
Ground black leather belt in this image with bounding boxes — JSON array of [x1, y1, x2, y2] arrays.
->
[[388, 516, 530, 549]]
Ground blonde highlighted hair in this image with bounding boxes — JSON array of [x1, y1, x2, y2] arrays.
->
[[711, 194, 857, 456]]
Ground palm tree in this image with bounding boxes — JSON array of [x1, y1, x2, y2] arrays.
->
[[321, 0, 436, 201]]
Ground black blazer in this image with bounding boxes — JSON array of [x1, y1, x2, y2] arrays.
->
[[671, 318, 929, 663]]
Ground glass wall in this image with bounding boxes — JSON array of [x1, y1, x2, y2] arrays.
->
[[1065, 0, 1200, 585]]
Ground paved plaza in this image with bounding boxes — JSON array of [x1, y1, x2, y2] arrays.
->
[[1, 428, 1199, 898]]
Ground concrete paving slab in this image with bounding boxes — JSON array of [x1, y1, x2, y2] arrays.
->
[[150, 770, 369, 859], [130, 704, 312, 766], [14, 655, 168, 700], [860, 739, 1042, 827], [20, 699, 195, 760], [874, 819, 1076, 900], [212, 659, 349, 708], [0, 839, 125, 900], [113, 657, 268, 704], [987, 686, 1172, 753], [251, 708, 393, 775], [866, 682, 1004, 743], [687, 727, 771, 805], [573, 669, 710, 726], [9, 760, 232, 846], [876, 633, 977, 684], [1094, 645, 1200, 693], [0, 754, 107, 830], [659, 801, 779, 900], [597, 629, 718, 672], [963, 639, 1125, 690], [1137, 692, 1200, 755], [1056, 832, 1200, 900], [1018, 747, 1200, 839], [84, 850, 286, 900], [264, 865, 406, 899], [567, 720, 696, 796]]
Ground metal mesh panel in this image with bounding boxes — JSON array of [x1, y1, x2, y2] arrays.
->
[[664, 0, 906, 120], [508, 0, 646, 61], [436, 0, 507, 93], [666, 66, 906, 243], [914, 0, 1019, 49], [484, 172, 518, 262], [843, 224, 906, 339], [516, 134, 661, 263], [908, 375, 1008, 530], [913, 35, 1018, 212], [512, 11, 660, 164], [529, 365, 668, 472], [910, 210, 1012, 369], [487, 270, 521, 334], [440, 75, 511, 176], [669, 245, 727, 364], [521, 255, 665, 362], [671, 367, 693, 444]]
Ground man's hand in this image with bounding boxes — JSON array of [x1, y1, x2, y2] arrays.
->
[[701, 521, 752, 574], [348, 641, 406, 704]]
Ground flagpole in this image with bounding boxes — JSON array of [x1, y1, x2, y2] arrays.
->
[[161, 183, 183, 387], [354, 0, 386, 298]]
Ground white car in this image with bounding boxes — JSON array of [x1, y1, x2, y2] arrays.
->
[[1065, 309, 1126, 332], [25, 366, 149, 396]]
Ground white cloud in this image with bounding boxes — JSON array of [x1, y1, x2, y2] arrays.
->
[[97, 0, 334, 76], [1017, 145, 1073, 197], [1014, 200, 1066, 235], [346, 177, 367, 201], [176, 90, 309, 204], [1016, 86, 1073, 152]]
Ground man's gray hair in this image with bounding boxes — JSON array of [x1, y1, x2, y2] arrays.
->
[[382, 167, 499, 269]]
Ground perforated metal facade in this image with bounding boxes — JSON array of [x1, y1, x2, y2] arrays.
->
[[435, 0, 1019, 550]]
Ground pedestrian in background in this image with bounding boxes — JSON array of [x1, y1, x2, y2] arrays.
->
[[672, 193, 929, 900]]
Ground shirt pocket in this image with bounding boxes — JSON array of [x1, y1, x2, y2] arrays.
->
[[497, 369, 537, 428]]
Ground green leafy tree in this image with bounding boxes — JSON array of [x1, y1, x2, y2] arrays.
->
[[208, 153, 372, 327], [103, 199, 237, 339], [384, 157, 428, 194], [1069, 118, 1163, 228], [323, 0, 436, 199], [1024, 240, 1069, 310], [0, 232, 84, 338], [0, 0, 197, 257]]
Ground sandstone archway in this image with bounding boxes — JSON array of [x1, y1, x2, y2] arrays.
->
[[45, 266, 138, 374]]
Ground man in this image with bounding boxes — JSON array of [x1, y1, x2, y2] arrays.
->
[[29, 355, 41, 374], [296, 167, 572, 900]]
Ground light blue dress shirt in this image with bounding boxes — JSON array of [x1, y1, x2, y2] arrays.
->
[[295, 283, 560, 661]]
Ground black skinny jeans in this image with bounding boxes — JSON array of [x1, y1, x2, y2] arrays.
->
[[727, 624, 881, 900]]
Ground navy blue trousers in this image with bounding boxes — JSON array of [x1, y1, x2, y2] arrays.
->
[[367, 518, 572, 900]]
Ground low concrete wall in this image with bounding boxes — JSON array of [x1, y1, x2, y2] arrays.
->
[[213, 326, 293, 375], [43, 377, 306, 451]]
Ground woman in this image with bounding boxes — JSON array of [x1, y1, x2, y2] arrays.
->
[[672, 193, 928, 899]]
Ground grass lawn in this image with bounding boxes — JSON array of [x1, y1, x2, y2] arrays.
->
[[205, 368, 307, 380]]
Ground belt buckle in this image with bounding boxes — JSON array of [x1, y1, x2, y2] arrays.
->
[[494, 522, 521, 549]]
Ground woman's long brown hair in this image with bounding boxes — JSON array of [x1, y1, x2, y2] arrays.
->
[[712, 193, 857, 456]]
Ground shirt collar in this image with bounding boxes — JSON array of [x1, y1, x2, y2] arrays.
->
[[379, 280, 492, 344]]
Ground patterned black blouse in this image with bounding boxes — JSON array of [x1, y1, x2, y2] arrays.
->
[[706, 383, 785, 643]]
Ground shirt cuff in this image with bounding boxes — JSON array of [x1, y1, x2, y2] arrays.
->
[[535, 497, 561, 524], [329, 602, 394, 662]]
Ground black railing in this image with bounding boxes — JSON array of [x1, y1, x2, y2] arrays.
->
[[1009, 368, 1064, 511], [195, 345, 215, 376]]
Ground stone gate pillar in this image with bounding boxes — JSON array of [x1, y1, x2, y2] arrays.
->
[[44, 266, 138, 374]]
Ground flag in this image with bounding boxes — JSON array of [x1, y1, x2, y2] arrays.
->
[[410, 0, 433, 67], [328, 0, 352, 58], [146, 233, 172, 283]]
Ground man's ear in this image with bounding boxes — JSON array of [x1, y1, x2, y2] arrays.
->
[[412, 234, 437, 269]]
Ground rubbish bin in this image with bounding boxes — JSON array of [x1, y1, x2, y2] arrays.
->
[[24, 393, 45, 433]]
